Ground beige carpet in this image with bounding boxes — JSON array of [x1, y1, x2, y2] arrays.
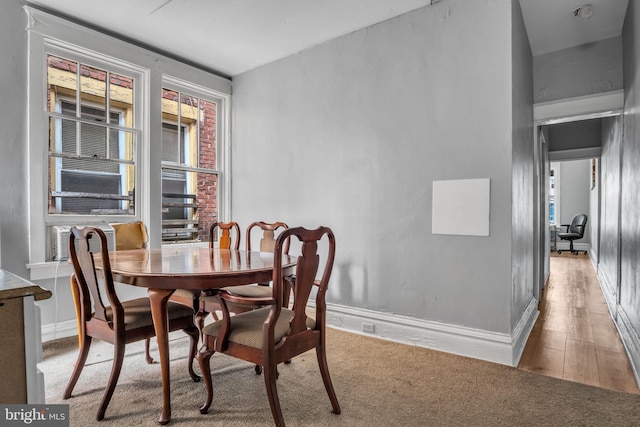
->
[[42, 328, 640, 426]]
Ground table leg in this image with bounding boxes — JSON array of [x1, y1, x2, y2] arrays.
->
[[148, 288, 174, 425]]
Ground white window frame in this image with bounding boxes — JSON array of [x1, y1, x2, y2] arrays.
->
[[161, 120, 188, 165], [28, 42, 146, 273], [550, 163, 560, 226], [52, 96, 130, 214], [160, 76, 231, 246], [43, 47, 144, 222]]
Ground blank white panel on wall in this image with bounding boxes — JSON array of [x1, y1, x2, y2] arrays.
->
[[432, 178, 490, 236]]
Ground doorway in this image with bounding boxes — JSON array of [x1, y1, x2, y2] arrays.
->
[[532, 90, 622, 304], [524, 93, 634, 389], [549, 158, 593, 256]]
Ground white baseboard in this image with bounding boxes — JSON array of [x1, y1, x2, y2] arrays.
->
[[42, 300, 541, 367], [510, 298, 539, 364], [610, 307, 640, 387], [597, 268, 618, 317], [552, 242, 589, 253], [41, 319, 78, 343], [595, 268, 640, 388], [325, 299, 539, 367]]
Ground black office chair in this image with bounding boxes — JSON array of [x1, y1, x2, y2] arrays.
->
[[557, 214, 588, 255]]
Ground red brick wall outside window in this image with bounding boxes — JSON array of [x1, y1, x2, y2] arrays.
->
[[197, 99, 217, 241]]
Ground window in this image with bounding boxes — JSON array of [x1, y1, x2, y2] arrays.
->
[[161, 84, 220, 244], [27, 7, 231, 272], [549, 164, 559, 225], [46, 53, 139, 216]]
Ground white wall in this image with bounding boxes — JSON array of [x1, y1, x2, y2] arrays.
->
[[552, 159, 591, 248], [232, 0, 529, 353]]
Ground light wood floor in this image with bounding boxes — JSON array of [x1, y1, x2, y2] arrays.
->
[[518, 252, 639, 394]]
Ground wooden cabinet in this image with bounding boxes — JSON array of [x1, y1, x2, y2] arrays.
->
[[0, 269, 51, 403]]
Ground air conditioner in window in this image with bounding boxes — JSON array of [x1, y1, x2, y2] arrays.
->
[[51, 224, 115, 261]]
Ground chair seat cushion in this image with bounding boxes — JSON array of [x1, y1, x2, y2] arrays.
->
[[202, 307, 315, 349], [558, 232, 581, 239], [171, 289, 200, 300], [102, 298, 194, 330], [222, 284, 272, 298]]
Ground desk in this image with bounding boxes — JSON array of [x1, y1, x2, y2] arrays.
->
[[0, 269, 51, 403], [103, 247, 296, 424]]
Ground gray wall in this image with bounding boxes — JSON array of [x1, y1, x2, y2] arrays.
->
[[534, 36, 623, 103], [589, 157, 599, 260], [510, 0, 535, 331], [231, 1, 529, 335], [0, 0, 29, 278], [541, 127, 551, 290], [548, 119, 602, 151], [618, 0, 640, 372], [598, 115, 622, 299], [0, 2, 74, 326]]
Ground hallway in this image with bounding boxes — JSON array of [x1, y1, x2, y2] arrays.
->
[[519, 253, 639, 394]]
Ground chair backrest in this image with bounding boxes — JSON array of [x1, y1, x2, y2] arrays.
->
[[246, 221, 290, 254], [209, 221, 240, 249], [570, 214, 588, 236], [69, 226, 122, 326], [111, 221, 148, 250], [272, 226, 335, 337]]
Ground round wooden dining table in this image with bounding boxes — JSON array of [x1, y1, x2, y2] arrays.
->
[[103, 246, 297, 425]]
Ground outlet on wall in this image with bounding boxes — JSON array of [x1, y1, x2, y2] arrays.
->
[[362, 323, 375, 333]]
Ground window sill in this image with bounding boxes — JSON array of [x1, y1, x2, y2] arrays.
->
[[27, 261, 74, 281], [162, 241, 208, 248], [28, 241, 210, 281]]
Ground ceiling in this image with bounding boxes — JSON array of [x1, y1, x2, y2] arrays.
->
[[27, 0, 630, 77], [519, 0, 629, 56]]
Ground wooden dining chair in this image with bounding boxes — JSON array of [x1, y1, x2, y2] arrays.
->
[[196, 226, 341, 427], [111, 220, 149, 251], [169, 221, 241, 334], [216, 221, 291, 311], [110, 221, 158, 364], [71, 221, 158, 363], [198, 221, 292, 375], [64, 226, 201, 421]]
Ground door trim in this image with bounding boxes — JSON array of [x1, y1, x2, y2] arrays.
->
[[534, 90, 623, 124]]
